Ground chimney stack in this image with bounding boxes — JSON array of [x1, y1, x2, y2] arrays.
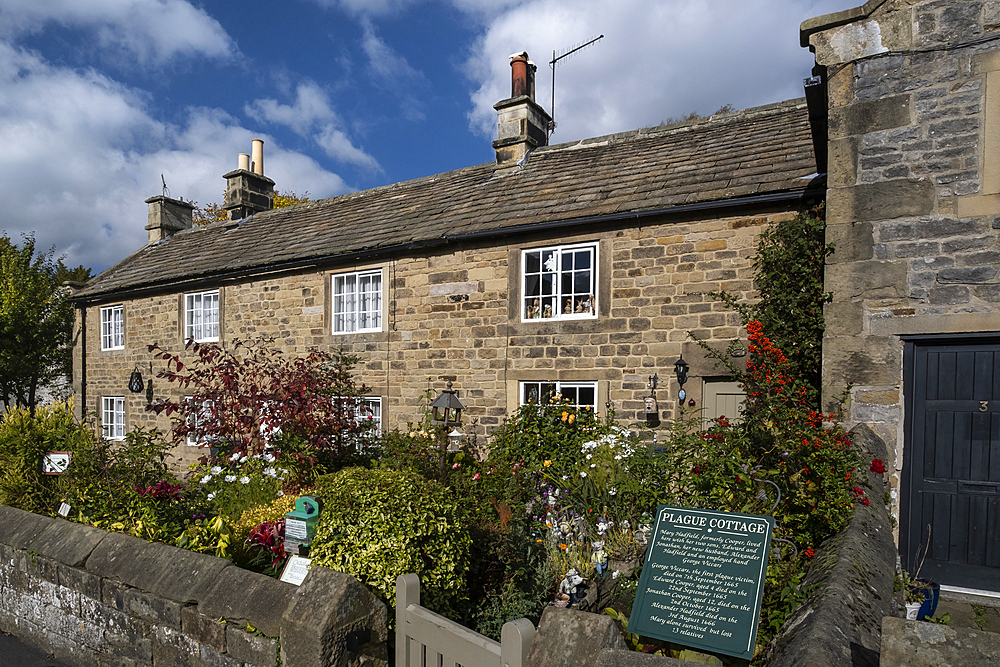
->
[[223, 139, 275, 220], [493, 52, 551, 168], [145, 195, 194, 243]]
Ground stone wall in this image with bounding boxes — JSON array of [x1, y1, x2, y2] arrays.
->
[[0, 504, 387, 667], [77, 208, 801, 469], [806, 0, 1000, 514]]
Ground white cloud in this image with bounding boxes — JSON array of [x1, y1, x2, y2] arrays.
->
[[0, 45, 350, 273], [463, 0, 849, 142], [0, 0, 236, 64], [246, 82, 382, 172]]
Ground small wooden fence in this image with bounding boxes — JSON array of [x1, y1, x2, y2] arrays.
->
[[396, 574, 535, 667]]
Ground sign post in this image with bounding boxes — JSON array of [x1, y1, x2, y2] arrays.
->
[[628, 505, 773, 661]]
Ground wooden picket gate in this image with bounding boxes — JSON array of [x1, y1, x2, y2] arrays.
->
[[395, 574, 535, 667]]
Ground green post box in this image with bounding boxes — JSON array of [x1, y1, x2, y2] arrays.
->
[[284, 494, 323, 557]]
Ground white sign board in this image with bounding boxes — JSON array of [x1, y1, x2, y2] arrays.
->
[[280, 556, 311, 586]]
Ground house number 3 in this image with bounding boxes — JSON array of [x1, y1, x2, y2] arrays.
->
[[981, 401, 989, 412]]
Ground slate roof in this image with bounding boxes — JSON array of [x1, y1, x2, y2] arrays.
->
[[75, 98, 819, 302]]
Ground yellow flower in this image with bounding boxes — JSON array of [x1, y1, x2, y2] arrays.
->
[[536, 539, 544, 543], [561, 411, 568, 422], [543, 460, 552, 467], [568, 414, 575, 424], [558, 543, 568, 550]]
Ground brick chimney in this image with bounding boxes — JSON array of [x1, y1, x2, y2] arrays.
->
[[223, 138, 275, 220], [493, 52, 551, 167], [145, 195, 194, 243]]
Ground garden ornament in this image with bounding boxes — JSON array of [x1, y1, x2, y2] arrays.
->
[[591, 541, 607, 575], [557, 568, 586, 606]]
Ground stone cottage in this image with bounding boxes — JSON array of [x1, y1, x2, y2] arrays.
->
[[70, 55, 821, 469], [802, 0, 1000, 594]]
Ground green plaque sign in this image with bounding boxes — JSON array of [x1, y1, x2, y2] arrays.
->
[[627, 505, 774, 660]]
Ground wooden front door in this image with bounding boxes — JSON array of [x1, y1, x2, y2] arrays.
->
[[902, 337, 1000, 590]]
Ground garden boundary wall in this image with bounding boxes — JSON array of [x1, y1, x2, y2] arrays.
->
[[0, 504, 388, 667], [765, 424, 897, 667]]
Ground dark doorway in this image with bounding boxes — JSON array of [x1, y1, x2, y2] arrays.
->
[[902, 335, 1000, 591]]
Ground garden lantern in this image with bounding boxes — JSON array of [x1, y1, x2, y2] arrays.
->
[[430, 382, 465, 427], [447, 428, 464, 453]]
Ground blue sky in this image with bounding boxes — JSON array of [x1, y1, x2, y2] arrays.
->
[[0, 0, 850, 273]]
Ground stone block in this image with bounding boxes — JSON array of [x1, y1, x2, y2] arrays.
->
[[823, 335, 901, 389], [27, 519, 107, 568], [827, 222, 874, 263], [937, 267, 998, 283], [226, 626, 278, 666], [525, 607, 626, 667], [199, 567, 296, 639], [823, 301, 864, 336], [929, 284, 970, 304], [280, 566, 388, 667], [87, 532, 231, 605], [0, 505, 57, 550], [825, 260, 907, 300], [852, 180, 936, 222], [880, 616, 1000, 666], [829, 95, 912, 137]]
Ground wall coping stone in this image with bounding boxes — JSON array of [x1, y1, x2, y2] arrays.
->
[[880, 616, 1000, 666]]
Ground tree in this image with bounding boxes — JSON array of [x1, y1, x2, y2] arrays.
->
[[192, 190, 310, 226], [0, 235, 91, 411], [147, 337, 373, 458]]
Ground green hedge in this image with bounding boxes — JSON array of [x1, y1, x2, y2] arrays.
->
[[309, 467, 472, 617]]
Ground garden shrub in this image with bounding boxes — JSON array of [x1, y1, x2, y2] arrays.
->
[[0, 401, 95, 513], [309, 467, 472, 618]]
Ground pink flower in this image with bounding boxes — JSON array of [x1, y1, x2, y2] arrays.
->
[[472, 473, 481, 481], [452, 462, 460, 469]]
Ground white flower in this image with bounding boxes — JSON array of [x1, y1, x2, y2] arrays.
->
[[200, 475, 211, 484], [207, 492, 216, 501], [264, 467, 277, 478], [590, 463, 596, 468], [612, 570, 619, 579], [264, 453, 275, 463], [210, 466, 222, 475], [230, 452, 240, 462], [239, 476, 250, 484], [277, 490, 284, 496], [225, 475, 236, 483], [239, 455, 248, 463], [586, 453, 592, 460], [580, 472, 587, 478], [609, 488, 617, 496], [561, 475, 569, 480]]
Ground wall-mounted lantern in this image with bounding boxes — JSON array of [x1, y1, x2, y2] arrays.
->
[[128, 366, 144, 393], [674, 356, 690, 405], [645, 373, 660, 427]]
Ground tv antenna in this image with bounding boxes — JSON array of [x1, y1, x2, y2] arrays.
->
[[161, 174, 170, 199], [549, 34, 603, 139]]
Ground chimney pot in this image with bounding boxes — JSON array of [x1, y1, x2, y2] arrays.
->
[[238, 153, 250, 171], [251, 139, 264, 176]]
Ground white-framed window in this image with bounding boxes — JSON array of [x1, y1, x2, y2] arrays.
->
[[184, 396, 213, 447], [185, 290, 219, 342], [520, 381, 598, 411], [332, 269, 382, 333], [100, 304, 124, 350], [356, 396, 382, 436], [101, 396, 125, 440], [522, 243, 597, 322]]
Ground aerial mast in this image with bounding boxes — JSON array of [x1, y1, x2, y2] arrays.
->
[[549, 34, 604, 140]]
